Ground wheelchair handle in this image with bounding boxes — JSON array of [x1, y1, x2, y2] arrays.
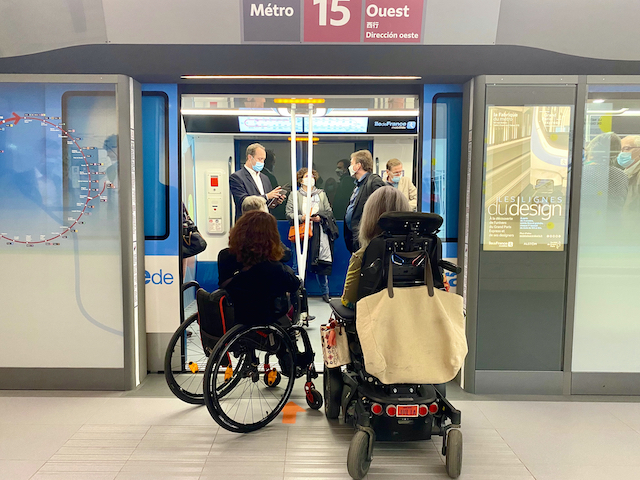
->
[[439, 260, 462, 274], [181, 281, 200, 292]]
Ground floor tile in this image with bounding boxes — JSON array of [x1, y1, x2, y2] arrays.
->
[[0, 460, 45, 480], [476, 401, 634, 432], [0, 397, 108, 425], [527, 463, 640, 480], [498, 427, 640, 466], [0, 424, 80, 460], [86, 398, 215, 426]]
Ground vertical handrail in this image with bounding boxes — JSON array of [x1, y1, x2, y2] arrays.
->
[[299, 104, 314, 281], [291, 104, 303, 279], [228, 156, 234, 226]]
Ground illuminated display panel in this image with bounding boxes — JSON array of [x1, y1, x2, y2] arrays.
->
[[482, 105, 573, 251]]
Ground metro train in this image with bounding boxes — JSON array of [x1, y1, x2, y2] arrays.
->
[[140, 85, 463, 369]]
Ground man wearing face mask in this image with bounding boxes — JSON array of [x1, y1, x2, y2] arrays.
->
[[230, 143, 285, 221], [383, 158, 417, 211], [343, 150, 386, 253], [619, 135, 640, 213]]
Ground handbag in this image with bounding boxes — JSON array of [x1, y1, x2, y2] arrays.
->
[[355, 255, 467, 384], [288, 223, 313, 242], [320, 319, 351, 368], [182, 206, 207, 258]]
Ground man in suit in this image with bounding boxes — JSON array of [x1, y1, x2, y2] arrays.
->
[[230, 143, 285, 220], [344, 150, 386, 253]]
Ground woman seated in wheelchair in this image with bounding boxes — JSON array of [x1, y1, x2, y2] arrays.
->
[[218, 196, 292, 285], [221, 209, 300, 327], [341, 186, 410, 309]]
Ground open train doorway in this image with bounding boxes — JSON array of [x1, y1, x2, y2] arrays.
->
[[179, 93, 421, 370]]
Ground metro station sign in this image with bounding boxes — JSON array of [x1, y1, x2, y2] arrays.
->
[[242, 0, 425, 43]]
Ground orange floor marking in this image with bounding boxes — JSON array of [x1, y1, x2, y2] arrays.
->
[[282, 401, 306, 424]]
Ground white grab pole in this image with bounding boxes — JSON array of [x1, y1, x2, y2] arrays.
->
[[290, 104, 303, 280], [300, 104, 314, 280]]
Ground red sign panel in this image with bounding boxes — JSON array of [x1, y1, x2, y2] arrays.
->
[[363, 0, 424, 43], [304, 0, 363, 43]]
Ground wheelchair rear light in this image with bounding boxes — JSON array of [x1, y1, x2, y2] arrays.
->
[[418, 405, 428, 417], [371, 403, 383, 415], [386, 405, 396, 417], [429, 403, 439, 414]]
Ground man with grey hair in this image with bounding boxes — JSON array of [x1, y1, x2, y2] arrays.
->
[[230, 143, 285, 220], [619, 135, 640, 213]]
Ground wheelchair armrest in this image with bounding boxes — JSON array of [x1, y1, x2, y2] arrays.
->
[[329, 298, 355, 321]]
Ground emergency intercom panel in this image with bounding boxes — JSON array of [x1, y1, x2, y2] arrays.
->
[[205, 169, 229, 235]]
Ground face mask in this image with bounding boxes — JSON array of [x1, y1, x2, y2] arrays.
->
[[303, 177, 315, 188], [252, 161, 264, 172], [391, 175, 401, 184], [617, 152, 634, 168], [348, 164, 357, 177], [336, 168, 345, 177]]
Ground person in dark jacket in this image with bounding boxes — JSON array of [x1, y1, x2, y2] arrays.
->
[[229, 143, 285, 220], [221, 211, 300, 327], [343, 150, 386, 253]]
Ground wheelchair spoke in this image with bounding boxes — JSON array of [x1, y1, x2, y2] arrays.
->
[[204, 324, 298, 432]]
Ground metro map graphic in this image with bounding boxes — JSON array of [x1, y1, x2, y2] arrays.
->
[[0, 112, 110, 246]]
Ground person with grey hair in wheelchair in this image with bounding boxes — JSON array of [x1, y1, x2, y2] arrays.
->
[[340, 186, 411, 310]]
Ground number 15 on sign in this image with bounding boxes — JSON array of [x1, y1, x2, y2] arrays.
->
[[304, 0, 362, 42]]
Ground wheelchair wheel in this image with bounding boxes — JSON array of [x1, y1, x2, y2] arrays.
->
[[347, 430, 372, 480], [203, 323, 296, 433], [164, 313, 207, 405], [445, 428, 463, 478], [323, 367, 343, 420]]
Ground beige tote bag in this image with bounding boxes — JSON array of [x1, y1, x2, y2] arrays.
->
[[355, 256, 467, 385]]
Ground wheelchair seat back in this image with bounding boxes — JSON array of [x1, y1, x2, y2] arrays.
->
[[358, 212, 444, 300], [196, 288, 235, 352]]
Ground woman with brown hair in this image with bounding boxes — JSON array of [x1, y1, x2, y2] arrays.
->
[[219, 210, 300, 326]]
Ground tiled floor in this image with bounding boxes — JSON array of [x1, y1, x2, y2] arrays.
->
[[3, 375, 640, 480]]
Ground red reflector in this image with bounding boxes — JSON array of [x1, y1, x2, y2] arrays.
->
[[429, 403, 439, 414], [418, 405, 428, 417], [371, 403, 383, 415], [386, 405, 396, 417]]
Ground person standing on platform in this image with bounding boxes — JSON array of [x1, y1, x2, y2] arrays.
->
[[383, 158, 418, 211], [343, 150, 386, 253], [229, 143, 284, 221]]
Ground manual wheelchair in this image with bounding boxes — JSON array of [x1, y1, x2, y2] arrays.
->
[[164, 281, 322, 432], [324, 212, 465, 479]]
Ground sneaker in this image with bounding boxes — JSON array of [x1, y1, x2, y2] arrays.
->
[[307, 315, 316, 321], [322, 294, 331, 303]]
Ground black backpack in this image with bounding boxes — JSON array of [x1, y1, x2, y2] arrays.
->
[[196, 288, 235, 353]]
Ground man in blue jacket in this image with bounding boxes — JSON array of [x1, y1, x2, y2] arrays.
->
[[230, 143, 285, 220]]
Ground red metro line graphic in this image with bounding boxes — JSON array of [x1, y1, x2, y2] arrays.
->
[[0, 112, 108, 245]]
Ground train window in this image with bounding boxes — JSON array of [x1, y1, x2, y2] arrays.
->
[[432, 93, 463, 242], [573, 88, 640, 373], [142, 92, 169, 240]]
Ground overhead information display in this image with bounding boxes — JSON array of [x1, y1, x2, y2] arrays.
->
[[482, 105, 572, 251]]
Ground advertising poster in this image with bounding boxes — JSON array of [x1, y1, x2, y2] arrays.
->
[[482, 105, 572, 251]]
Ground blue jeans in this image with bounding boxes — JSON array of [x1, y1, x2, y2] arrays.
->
[[316, 274, 329, 296]]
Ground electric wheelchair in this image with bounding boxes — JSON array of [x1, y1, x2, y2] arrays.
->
[[325, 212, 464, 479], [164, 281, 322, 433]]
